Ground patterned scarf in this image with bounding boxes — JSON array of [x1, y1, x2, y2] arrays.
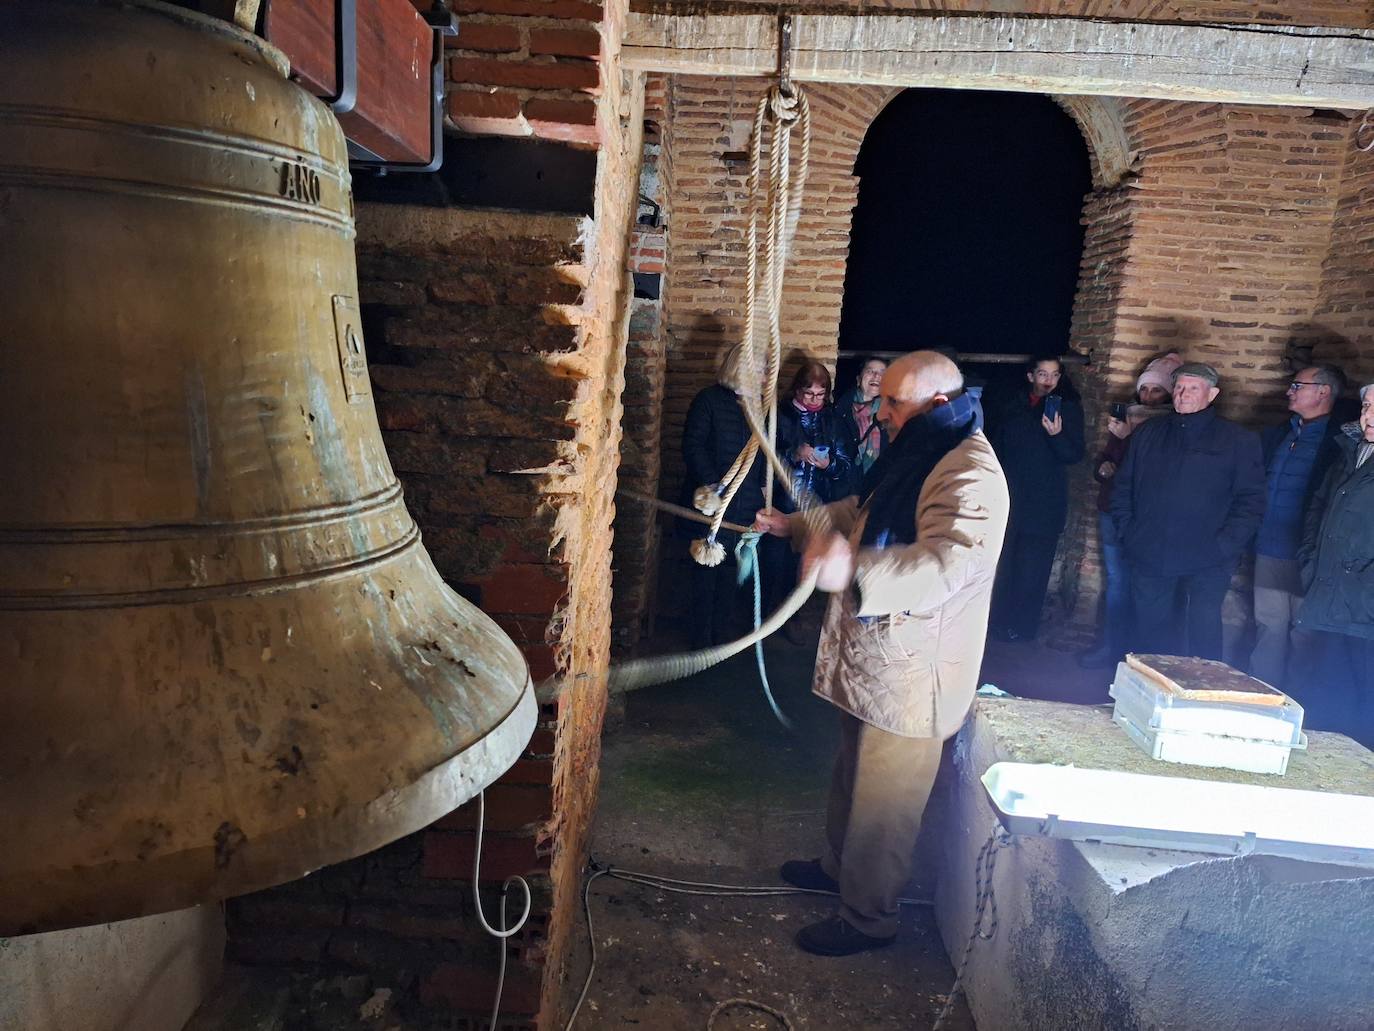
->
[[852, 395, 883, 473]]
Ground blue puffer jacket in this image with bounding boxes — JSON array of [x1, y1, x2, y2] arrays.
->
[[1257, 414, 1343, 560], [777, 402, 853, 506]]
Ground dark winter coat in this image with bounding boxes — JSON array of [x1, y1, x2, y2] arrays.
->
[[1109, 406, 1266, 576], [1296, 423, 1374, 642], [988, 385, 1085, 535], [833, 387, 888, 496], [1257, 413, 1344, 560], [777, 402, 853, 506], [680, 383, 767, 539]]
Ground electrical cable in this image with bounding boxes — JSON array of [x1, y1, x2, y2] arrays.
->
[[563, 866, 610, 1031], [473, 789, 533, 1030], [563, 860, 935, 1031]]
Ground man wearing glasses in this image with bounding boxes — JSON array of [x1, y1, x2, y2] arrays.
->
[[1251, 365, 1348, 688]]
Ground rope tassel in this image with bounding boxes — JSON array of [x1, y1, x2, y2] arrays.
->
[[690, 537, 726, 567]]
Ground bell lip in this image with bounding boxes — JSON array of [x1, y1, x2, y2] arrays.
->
[[0, 676, 538, 938]]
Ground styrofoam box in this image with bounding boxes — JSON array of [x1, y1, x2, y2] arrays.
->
[[1110, 662, 1307, 776]]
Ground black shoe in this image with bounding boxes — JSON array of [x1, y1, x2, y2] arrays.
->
[[796, 915, 895, 956], [1077, 645, 1119, 670], [779, 858, 838, 894]]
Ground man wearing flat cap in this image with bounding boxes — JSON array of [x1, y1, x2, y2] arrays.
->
[[1110, 362, 1266, 659]]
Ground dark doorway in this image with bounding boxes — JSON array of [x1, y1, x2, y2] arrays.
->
[[836, 89, 1091, 397]]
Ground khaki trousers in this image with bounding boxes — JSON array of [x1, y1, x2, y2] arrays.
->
[[819, 710, 945, 938], [1251, 555, 1311, 689]]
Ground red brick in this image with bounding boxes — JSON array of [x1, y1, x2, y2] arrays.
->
[[519, 643, 558, 682], [433, 783, 552, 832], [523, 97, 599, 145], [480, 523, 551, 564], [491, 614, 557, 651], [421, 830, 548, 881], [528, 27, 600, 58], [453, 0, 601, 19], [448, 56, 598, 93], [422, 961, 543, 1014], [481, 562, 568, 614], [446, 88, 527, 137], [450, 21, 522, 53]]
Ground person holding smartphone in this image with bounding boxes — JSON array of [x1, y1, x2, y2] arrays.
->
[[1078, 354, 1181, 668], [777, 360, 853, 506], [987, 354, 1085, 642]]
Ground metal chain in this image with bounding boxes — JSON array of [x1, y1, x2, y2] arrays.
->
[[932, 826, 1014, 1031]]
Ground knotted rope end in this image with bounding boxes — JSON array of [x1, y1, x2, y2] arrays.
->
[[693, 484, 725, 517], [690, 537, 727, 567]]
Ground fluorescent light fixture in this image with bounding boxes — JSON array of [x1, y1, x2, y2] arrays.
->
[[982, 762, 1374, 868]]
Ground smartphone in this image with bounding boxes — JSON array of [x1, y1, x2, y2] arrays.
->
[[1043, 395, 1063, 422], [1110, 401, 1129, 420]]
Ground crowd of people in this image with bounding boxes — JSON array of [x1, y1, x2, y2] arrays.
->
[[679, 347, 1374, 745], [677, 346, 1371, 957]]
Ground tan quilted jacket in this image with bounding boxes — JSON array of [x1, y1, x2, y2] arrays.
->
[[790, 431, 1009, 739]]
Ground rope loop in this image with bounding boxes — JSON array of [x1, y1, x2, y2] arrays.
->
[[1357, 109, 1374, 153]]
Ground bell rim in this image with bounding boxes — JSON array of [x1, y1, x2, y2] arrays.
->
[[0, 680, 538, 937]]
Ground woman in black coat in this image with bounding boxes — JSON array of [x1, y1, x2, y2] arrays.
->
[[987, 355, 1086, 641], [680, 344, 788, 647], [1294, 385, 1374, 746]]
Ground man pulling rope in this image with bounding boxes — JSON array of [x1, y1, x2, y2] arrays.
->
[[754, 351, 1010, 957]]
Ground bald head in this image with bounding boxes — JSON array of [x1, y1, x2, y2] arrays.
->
[[886, 351, 964, 402], [877, 351, 965, 437]]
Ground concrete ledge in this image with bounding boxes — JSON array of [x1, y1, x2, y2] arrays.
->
[[926, 699, 1374, 1031], [0, 907, 223, 1031]]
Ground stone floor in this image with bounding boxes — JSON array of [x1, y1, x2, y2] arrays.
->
[[558, 593, 1101, 1031]]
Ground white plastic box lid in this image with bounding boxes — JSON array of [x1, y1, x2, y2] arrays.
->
[[1110, 661, 1305, 746]]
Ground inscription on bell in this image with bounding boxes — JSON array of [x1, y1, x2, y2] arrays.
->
[[332, 295, 371, 402], [278, 160, 322, 205]]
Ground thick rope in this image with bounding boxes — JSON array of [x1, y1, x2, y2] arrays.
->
[[608, 568, 818, 694], [614, 83, 817, 694], [735, 532, 794, 730], [698, 84, 811, 547]]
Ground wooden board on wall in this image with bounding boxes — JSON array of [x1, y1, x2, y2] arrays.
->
[[265, 0, 434, 163]]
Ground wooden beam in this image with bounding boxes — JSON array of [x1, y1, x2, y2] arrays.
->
[[623, 12, 1374, 109]]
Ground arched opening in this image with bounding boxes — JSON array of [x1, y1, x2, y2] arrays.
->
[[836, 88, 1092, 396]]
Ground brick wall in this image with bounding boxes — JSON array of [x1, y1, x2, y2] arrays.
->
[[647, 79, 1366, 646], [657, 78, 891, 508], [1058, 101, 1355, 645], [1316, 135, 1374, 387], [611, 73, 673, 653], [441, 0, 605, 145]]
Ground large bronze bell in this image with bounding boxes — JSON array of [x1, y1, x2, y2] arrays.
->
[[0, 0, 535, 935]]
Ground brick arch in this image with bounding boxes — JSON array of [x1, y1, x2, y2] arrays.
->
[[809, 85, 1126, 638], [842, 86, 1131, 189]]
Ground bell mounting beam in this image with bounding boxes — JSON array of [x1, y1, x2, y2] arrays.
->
[[622, 11, 1374, 110]]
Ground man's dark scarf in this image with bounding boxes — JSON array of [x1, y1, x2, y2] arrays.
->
[[857, 391, 982, 549]]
